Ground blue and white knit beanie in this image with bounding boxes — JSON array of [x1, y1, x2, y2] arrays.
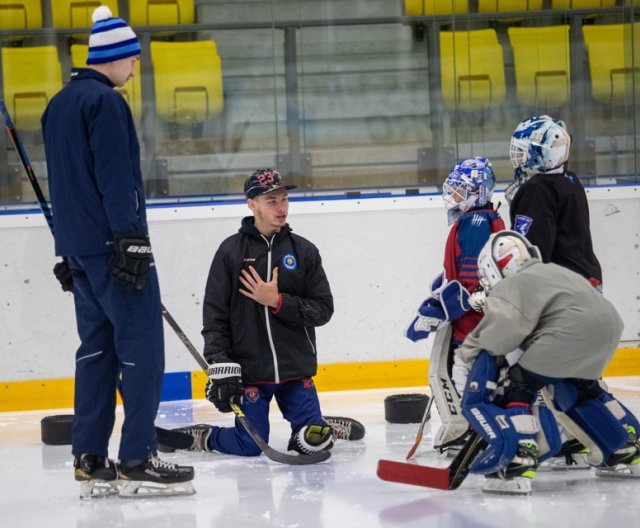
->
[[87, 6, 140, 65]]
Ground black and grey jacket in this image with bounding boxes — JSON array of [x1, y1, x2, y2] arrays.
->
[[202, 216, 334, 384], [509, 170, 602, 284]]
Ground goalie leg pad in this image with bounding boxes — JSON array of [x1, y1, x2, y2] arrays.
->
[[461, 351, 539, 475], [533, 404, 562, 462], [460, 349, 500, 409], [463, 402, 539, 475], [428, 326, 469, 449], [545, 381, 638, 466]]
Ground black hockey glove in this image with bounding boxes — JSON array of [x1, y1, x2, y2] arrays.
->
[[53, 259, 73, 292], [111, 233, 152, 290], [205, 362, 243, 413]]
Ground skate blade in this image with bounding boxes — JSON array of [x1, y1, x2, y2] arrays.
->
[[119, 480, 196, 498], [482, 477, 532, 495], [79, 479, 120, 499], [540, 460, 591, 472], [595, 464, 640, 479]]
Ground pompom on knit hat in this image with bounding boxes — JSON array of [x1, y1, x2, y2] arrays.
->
[[87, 6, 140, 65]]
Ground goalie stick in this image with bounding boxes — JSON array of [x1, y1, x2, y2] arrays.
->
[[0, 100, 329, 466], [377, 432, 485, 490], [405, 394, 434, 460]]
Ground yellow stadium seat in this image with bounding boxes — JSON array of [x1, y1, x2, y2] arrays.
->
[[583, 24, 636, 105], [1, 46, 62, 131], [70, 44, 142, 120], [404, 0, 469, 16], [50, 1, 119, 30], [440, 29, 506, 111], [128, 0, 195, 26], [508, 25, 570, 108], [551, 0, 616, 8], [150, 41, 223, 126], [0, 0, 41, 43], [478, 0, 543, 12], [0, 0, 42, 32]]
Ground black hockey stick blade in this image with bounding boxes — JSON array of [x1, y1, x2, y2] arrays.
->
[[377, 432, 485, 490], [229, 401, 331, 465], [156, 426, 195, 452]]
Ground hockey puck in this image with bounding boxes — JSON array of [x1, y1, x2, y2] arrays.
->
[[41, 414, 74, 445], [384, 393, 429, 424]]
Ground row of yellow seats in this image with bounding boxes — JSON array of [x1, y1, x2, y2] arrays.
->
[[0, 0, 195, 31], [0, 40, 223, 131], [405, 0, 617, 16], [441, 23, 636, 112]]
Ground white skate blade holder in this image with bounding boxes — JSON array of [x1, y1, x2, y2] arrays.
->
[[79, 479, 120, 500], [119, 480, 196, 498], [482, 477, 533, 495], [594, 463, 640, 479]]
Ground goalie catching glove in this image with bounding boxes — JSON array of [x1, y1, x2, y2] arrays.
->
[[111, 233, 152, 290], [206, 362, 243, 413]]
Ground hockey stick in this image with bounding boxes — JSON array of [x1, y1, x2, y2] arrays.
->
[[377, 431, 485, 490], [0, 101, 54, 232], [405, 394, 434, 460], [0, 100, 194, 361], [1, 100, 328, 466], [160, 287, 330, 464]]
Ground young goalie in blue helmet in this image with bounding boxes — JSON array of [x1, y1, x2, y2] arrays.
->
[[456, 231, 639, 495]]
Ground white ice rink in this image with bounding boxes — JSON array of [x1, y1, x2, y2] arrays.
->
[[2, 380, 640, 528]]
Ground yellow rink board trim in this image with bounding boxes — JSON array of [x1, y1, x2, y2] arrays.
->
[[1, 347, 639, 412]]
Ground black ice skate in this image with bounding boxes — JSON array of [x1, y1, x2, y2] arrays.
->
[[543, 439, 590, 471], [595, 425, 640, 479], [168, 424, 214, 452], [482, 440, 539, 495], [288, 424, 334, 455], [324, 416, 366, 441], [119, 456, 195, 497], [74, 454, 119, 499]]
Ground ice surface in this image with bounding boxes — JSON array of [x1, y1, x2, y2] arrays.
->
[[1, 379, 639, 527]]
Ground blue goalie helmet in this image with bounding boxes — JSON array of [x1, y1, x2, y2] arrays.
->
[[510, 115, 571, 177], [442, 157, 496, 224]]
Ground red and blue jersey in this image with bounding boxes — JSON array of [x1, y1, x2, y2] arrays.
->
[[443, 206, 505, 342]]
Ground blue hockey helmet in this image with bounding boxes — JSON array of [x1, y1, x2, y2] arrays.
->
[[442, 157, 496, 224], [509, 115, 571, 177]]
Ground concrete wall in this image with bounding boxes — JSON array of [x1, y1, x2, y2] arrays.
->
[[0, 184, 638, 383]]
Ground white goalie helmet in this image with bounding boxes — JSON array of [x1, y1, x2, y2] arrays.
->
[[477, 231, 542, 291], [509, 115, 571, 177]]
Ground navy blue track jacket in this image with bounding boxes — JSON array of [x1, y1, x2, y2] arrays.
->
[[42, 68, 148, 257]]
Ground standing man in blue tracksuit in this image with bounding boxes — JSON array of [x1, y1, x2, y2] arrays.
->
[[42, 6, 192, 497]]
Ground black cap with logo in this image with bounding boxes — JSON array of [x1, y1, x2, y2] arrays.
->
[[244, 169, 296, 199]]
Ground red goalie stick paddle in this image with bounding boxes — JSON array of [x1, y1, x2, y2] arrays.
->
[[377, 432, 486, 490]]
